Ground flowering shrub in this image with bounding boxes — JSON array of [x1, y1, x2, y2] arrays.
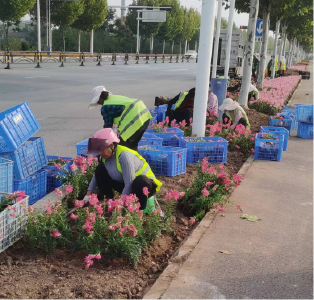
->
[[0, 191, 27, 213], [249, 75, 301, 114], [47, 157, 72, 170], [206, 122, 255, 154], [24, 192, 175, 266], [179, 159, 242, 220], [62, 155, 98, 200]]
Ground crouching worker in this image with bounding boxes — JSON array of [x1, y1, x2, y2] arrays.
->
[[84, 128, 162, 212], [219, 98, 250, 129], [166, 87, 195, 126], [89, 86, 152, 151], [248, 83, 260, 103]]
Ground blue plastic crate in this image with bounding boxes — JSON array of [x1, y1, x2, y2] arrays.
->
[[297, 122, 313, 139], [179, 137, 228, 164], [269, 116, 293, 134], [138, 146, 187, 177], [138, 133, 163, 147], [145, 128, 184, 147], [260, 126, 289, 151], [0, 158, 13, 193], [0, 102, 40, 153], [297, 105, 313, 123], [43, 156, 73, 193], [0, 137, 48, 180], [149, 114, 157, 127], [281, 110, 298, 130], [13, 169, 47, 205], [254, 133, 284, 161], [76, 139, 89, 156], [155, 105, 168, 122]]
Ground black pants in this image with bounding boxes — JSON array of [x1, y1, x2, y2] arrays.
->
[[119, 119, 150, 151], [166, 108, 193, 126], [248, 92, 258, 102], [95, 163, 157, 210], [222, 113, 248, 128]]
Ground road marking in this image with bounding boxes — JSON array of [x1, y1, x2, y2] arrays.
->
[[170, 68, 189, 71], [24, 76, 49, 79]]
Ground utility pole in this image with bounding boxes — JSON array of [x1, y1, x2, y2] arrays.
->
[[37, 0, 42, 52], [192, 0, 216, 137]]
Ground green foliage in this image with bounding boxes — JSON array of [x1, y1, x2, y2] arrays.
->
[[72, 0, 108, 32], [50, 0, 84, 28], [249, 101, 279, 115]]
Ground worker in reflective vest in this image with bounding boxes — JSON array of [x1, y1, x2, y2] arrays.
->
[[85, 128, 162, 213], [89, 86, 151, 151], [165, 87, 195, 126], [219, 98, 250, 129], [248, 83, 260, 102], [268, 58, 278, 77]]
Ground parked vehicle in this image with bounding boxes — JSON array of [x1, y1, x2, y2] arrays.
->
[[211, 29, 246, 78], [184, 50, 198, 59]]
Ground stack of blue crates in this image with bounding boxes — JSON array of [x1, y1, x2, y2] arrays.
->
[[296, 105, 313, 139], [0, 103, 47, 205]]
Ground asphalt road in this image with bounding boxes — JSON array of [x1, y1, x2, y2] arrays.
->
[[0, 61, 197, 157]]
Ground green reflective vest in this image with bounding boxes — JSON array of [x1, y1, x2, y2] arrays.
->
[[103, 95, 151, 141], [226, 106, 250, 129], [115, 145, 162, 192], [174, 92, 188, 110]]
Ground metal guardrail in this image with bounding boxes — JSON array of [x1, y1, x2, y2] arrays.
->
[[0, 51, 195, 69]]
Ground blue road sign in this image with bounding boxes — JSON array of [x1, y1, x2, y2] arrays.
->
[[256, 19, 263, 37]]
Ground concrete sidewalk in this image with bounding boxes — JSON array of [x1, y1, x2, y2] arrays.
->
[[145, 64, 313, 299]]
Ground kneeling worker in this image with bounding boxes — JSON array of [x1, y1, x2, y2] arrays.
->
[[89, 86, 152, 151], [248, 83, 260, 103], [219, 98, 250, 128], [85, 128, 162, 212]]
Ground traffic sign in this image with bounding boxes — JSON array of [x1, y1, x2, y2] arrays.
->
[[256, 19, 263, 37]]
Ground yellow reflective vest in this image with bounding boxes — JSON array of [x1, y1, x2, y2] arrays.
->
[[174, 92, 188, 110], [226, 106, 250, 129], [103, 95, 151, 141], [115, 145, 162, 192]]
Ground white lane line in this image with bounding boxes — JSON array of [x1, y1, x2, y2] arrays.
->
[[24, 76, 50, 79], [169, 68, 189, 71]]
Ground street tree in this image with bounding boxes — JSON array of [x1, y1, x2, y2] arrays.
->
[[72, 0, 107, 53], [0, 0, 36, 49]]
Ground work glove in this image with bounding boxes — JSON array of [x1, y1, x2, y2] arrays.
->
[[83, 195, 89, 204]]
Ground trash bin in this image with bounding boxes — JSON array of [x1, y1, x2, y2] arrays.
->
[[211, 78, 228, 121]]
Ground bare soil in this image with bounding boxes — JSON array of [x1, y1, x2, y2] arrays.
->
[[0, 109, 269, 299]]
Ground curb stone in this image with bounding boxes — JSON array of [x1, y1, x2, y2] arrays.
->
[[143, 154, 255, 299]]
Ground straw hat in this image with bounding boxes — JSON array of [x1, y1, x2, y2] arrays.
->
[[89, 86, 111, 109], [219, 98, 239, 111]]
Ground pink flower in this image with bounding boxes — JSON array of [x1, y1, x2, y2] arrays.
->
[[212, 203, 217, 208], [153, 209, 157, 215], [28, 206, 34, 213], [235, 145, 240, 150], [178, 153, 182, 158], [212, 185, 219, 191], [74, 200, 84, 208], [236, 205, 241, 210], [65, 185, 73, 194], [217, 205, 221, 210], [250, 148, 255, 153], [219, 207, 226, 213], [229, 139, 233, 143], [250, 137, 255, 142], [9, 213, 16, 218], [142, 187, 149, 196], [53, 162, 62, 170], [202, 188, 209, 197], [180, 192, 185, 197], [70, 213, 79, 220], [206, 181, 214, 187], [55, 188, 63, 198], [95, 253, 101, 260], [50, 229, 61, 238], [189, 217, 195, 225], [70, 164, 78, 172]]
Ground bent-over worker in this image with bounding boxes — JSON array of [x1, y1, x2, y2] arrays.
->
[[219, 98, 250, 129], [248, 83, 260, 103], [89, 86, 151, 150], [207, 84, 218, 115], [85, 128, 162, 211]]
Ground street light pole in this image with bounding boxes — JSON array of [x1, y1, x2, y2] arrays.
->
[[224, 0, 235, 78], [192, 0, 216, 137], [136, 11, 140, 54], [212, 0, 222, 78], [37, 0, 42, 52]]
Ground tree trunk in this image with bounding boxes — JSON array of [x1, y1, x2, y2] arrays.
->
[[78, 30, 81, 53], [271, 20, 280, 79], [179, 41, 181, 54], [63, 28, 65, 52], [187, 42, 189, 51], [278, 25, 285, 69], [257, 5, 270, 89], [238, 0, 259, 108], [162, 40, 165, 54], [289, 39, 296, 66], [184, 40, 187, 54], [287, 40, 293, 66], [282, 34, 287, 57], [150, 37, 154, 54], [171, 41, 174, 54], [296, 41, 300, 63]]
